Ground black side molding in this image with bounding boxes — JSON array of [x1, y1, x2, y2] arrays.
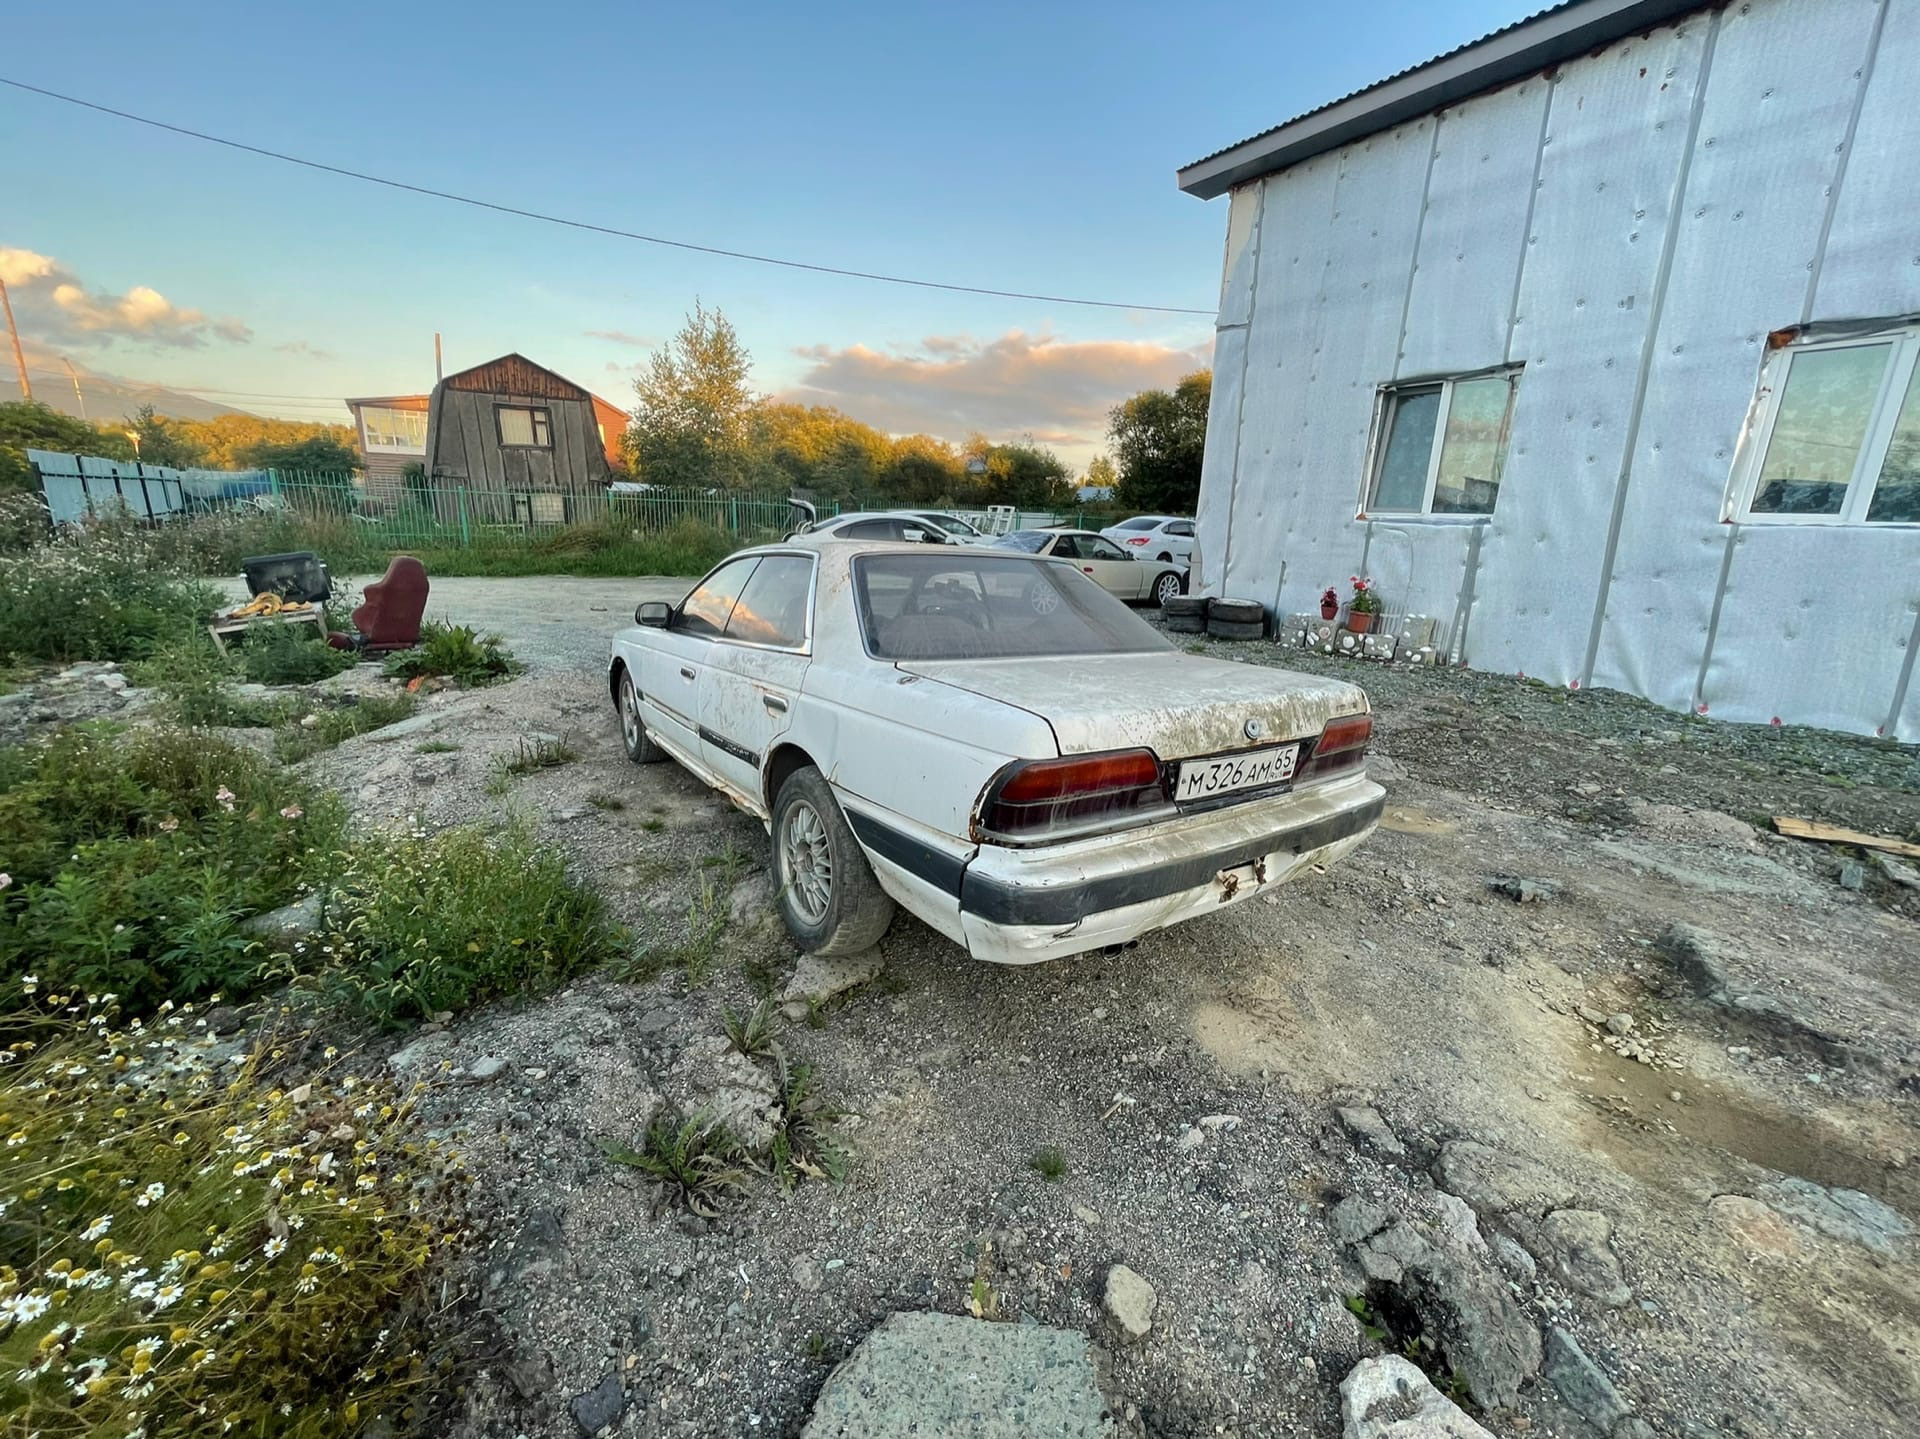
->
[[697, 725, 759, 768], [845, 809, 968, 896]]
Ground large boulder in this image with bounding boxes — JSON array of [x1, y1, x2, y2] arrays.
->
[[801, 1311, 1136, 1438]]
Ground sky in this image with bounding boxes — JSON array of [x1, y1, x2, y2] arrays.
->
[[0, 0, 1533, 470]]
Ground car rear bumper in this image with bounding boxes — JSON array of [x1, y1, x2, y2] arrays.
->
[[956, 773, 1384, 964]]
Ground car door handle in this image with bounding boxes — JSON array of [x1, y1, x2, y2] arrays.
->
[[762, 695, 788, 714], [679, 667, 695, 681]]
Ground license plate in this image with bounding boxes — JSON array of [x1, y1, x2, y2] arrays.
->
[[1174, 744, 1299, 802]]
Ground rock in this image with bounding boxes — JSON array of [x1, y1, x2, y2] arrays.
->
[[1432, 1140, 1572, 1220], [1488, 876, 1557, 904], [662, 1035, 781, 1159], [240, 892, 326, 948], [1339, 1355, 1494, 1439], [1103, 1265, 1156, 1342], [1072, 1205, 1102, 1228], [790, 1256, 823, 1293], [504, 1349, 556, 1399], [780, 948, 884, 1021], [1708, 1194, 1799, 1257], [1543, 1327, 1630, 1433], [1505, 1209, 1631, 1306], [1655, 923, 1734, 997], [507, 1208, 567, 1284], [1611, 1420, 1656, 1439], [1838, 861, 1867, 891], [1759, 1178, 1913, 1254], [366, 712, 443, 742], [467, 1055, 509, 1082], [97, 672, 127, 692], [1604, 1013, 1634, 1037], [1331, 1195, 1390, 1245], [1576, 1004, 1607, 1025], [1489, 1234, 1537, 1279], [1871, 852, 1920, 892], [728, 870, 776, 926], [1430, 1193, 1484, 1254], [800, 1311, 1132, 1438], [569, 1371, 627, 1436], [386, 1031, 453, 1076], [1337, 1105, 1408, 1160]]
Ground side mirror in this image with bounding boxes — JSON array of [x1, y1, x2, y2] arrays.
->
[[636, 601, 672, 628]]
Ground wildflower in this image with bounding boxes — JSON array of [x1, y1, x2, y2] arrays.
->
[[279, 804, 303, 820], [262, 1236, 286, 1261], [0, 872, 10, 890], [20, 974, 36, 994], [215, 786, 236, 813], [0, 1292, 51, 1324], [152, 1284, 183, 1311], [136, 1182, 165, 1207], [158, 817, 179, 833]]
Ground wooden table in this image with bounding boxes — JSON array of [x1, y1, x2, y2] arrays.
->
[[206, 607, 327, 655]]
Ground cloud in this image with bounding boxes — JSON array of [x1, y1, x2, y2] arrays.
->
[[274, 340, 336, 361], [586, 328, 656, 348], [779, 330, 1210, 460], [0, 247, 252, 349]]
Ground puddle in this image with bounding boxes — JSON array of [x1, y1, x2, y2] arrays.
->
[[1381, 805, 1458, 836], [1579, 1041, 1917, 1217]]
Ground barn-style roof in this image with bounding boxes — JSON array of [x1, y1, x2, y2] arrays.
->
[[440, 353, 590, 401]]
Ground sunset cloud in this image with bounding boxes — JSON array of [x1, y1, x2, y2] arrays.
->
[[586, 328, 656, 348], [779, 330, 1210, 462], [0, 248, 252, 349]]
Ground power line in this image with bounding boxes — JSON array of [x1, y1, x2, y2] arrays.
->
[[26, 369, 346, 402], [0, 75, 1217, 317]]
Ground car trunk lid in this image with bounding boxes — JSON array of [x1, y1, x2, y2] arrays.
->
[[898, 652, 1368, 761]]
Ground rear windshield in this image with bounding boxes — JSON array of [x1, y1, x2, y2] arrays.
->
[[1115, 517, 1161, 531], [991, 531, 1049, 553], [854, 553, 1173, 661]]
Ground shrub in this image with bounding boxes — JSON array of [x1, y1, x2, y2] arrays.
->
[[0, 527, 221, 665], [238, 624, 356, 687], [318, 822, 623, 1028], [381, 623, 516, 687], [0, 995, 464, 1438], [272, 694, 416, 763], [0, 727, 345, 1012]]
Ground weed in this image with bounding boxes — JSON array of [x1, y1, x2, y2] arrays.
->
[[640, 817, 666, 833], [273, 693, 417, 762], [585, 790, 626, 811], [1028, 1146, 1066, 1183], [416, 739, 462, 754], [315, 820, 624, 1028], [0, 519, 223, 664], [805, 1332, 830, 1362], [484, 767, 512, 799], [722, 998, 779, 1059], [237, 619, 357, 685], [674, 868, 731, 985], [769, 1049, 848, 1189], [0, 996, 465, 1439], [500, 732, 580, 776], [742, 952, 780, 998], [604, 1111, 748, 1218], [382, 621, 517, 687]]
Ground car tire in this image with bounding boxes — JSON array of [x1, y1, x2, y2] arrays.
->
[[1153, 571, 1185, 607], [1156, 551, 1173, 562], [1166, 614, 1206, 634], [1208, 598, 1265, 625], [1207, 617, 1266, 641], [617, 668, 666, 764], [772, 765, 896, 956]]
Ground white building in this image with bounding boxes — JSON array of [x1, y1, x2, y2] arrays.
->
[[1180, 0, 1920, 737]]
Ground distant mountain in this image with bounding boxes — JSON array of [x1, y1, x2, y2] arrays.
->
[[13, 347, 249, 423]]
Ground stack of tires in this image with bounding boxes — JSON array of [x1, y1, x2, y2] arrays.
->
[[1162, 596, 1268, 639]]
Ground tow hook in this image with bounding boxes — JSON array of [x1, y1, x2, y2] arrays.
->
[[1215, 869, 1240, 902]]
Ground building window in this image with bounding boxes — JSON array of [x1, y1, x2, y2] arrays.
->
[[361, 406, 427, 451], [1730, 324, 1920, 525], [1366, 370, 1519, 517], [497, 405, 552, 448]]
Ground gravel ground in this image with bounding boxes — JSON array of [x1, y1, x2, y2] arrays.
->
[[244, 580, 1918, 1438]]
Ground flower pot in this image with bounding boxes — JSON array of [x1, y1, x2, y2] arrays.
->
[[1347, 610, 1375, 634], [1320, 601, 1339, 620]]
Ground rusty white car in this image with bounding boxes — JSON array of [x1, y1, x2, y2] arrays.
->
[[992, 529, 1188, 607], [607, 542, 1383, 964]]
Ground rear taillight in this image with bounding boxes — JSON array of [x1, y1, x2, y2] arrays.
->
[[1126, 536, 1149, 545], [978, 748, 1167, 841], [1299, 712, 1372, 783]]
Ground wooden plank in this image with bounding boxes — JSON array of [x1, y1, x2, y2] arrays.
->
[[1773, 815, 1920, 860]]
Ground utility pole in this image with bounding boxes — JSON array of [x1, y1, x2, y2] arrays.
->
[[60, 358, 87, 419], [434, 331, 443, 382], [0, 276, 30, 400]]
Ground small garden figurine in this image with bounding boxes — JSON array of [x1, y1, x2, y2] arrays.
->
[[1320, 586, 1340, 621], [1347, 575, 1381, 633]]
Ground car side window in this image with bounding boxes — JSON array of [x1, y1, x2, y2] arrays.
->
[[841, 519, 902, 540], [1085, 536, 1128, 561], [1166, 521, 1194, 537], [1052, 535, 1081, 559], [724, 555, 813, 649], [678, 557, 760, 638]]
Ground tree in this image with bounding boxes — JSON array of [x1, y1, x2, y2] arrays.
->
[[1082, 454, 1119, 493], [176, 414, 358, 470], [240, 432, 360, 473], [624, 301, 759, 487], [123, 404, 206, 469], [1110, 370, 1211, 513], [0, 400, 133, 489], [963, 436, 1075, 510]]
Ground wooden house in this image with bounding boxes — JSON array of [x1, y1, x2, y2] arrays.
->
[[423, 354, 627, 524]]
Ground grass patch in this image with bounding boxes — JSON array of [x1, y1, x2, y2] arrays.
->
[[314, 821, 624, 1028], [0, 725, 345, 1012], [1028, 1146, 1066, 1183], [415, 739, 461, 755], [0, 996, 464, 1438], [0, 523, 222, 665], [674, 867, 731, 985], [769, 1051, 848, 1189], [604, 1112, 748, 1218], [272, 694, 417, 762], [584, 790, 625, 811], [497, 733, 579, 778], [639, 817, 666, 833], [381, 622, 517, 688]]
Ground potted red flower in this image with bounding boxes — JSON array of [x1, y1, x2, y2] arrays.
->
[[1346, 575, 1381, 634], [1320, 586, 1340, 621]]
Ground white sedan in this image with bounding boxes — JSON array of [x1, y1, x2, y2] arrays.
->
[[993, 529, 1188, 607], [1100, 515, 1197, 564], [607, 542, 1383, 964]]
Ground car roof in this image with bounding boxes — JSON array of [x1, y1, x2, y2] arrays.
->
[[774, 535, 1046, 558]]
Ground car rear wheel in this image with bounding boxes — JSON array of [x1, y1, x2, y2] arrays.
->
[[772, 765, 895, 955], [1156, 551, 1173, 562], [618, 669, 666, 763], [1153, 570, 1185, 607]]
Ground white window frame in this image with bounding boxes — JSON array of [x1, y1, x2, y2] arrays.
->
[[1361, 367, 1520, 520], [1726, 322, 1920, 527], [360, 406, 427, 452]]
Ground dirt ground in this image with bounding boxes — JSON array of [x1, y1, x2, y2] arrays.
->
[[273, 578, 1917, 1439]]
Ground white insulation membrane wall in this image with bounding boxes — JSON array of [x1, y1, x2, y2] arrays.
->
[[1197, 0, 1920, 737]]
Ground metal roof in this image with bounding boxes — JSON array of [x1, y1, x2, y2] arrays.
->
[[1177, 0, 1711, 199]]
